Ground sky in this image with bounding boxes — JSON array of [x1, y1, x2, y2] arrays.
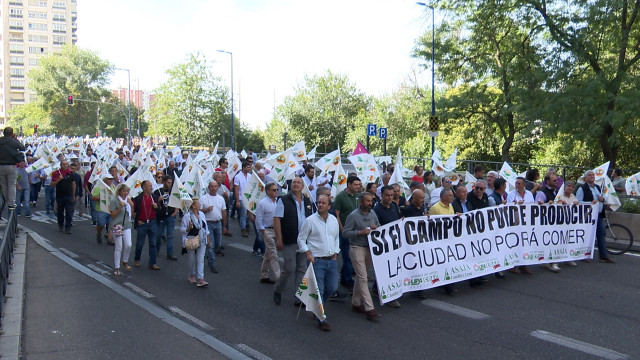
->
[[76, 0, 433, 130]]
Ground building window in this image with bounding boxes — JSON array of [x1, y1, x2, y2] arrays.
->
[[9, 44, 24, 53], [52, 1, 66, 8], [28, 23, 48, 31], [29, 46, 45, 54], [29, 58, 40, 66], [53, 35, 66, 45], [28, 34, 48, 43], [39, 12, 47, 19], [10, 80, 26, 89], [52, 13, 66, 22], [28, 12, 37, 18], [9, 21, 24, 30], [9, 8, 24, 18], [11, 69, 25, 78], [9, 56, 24, 65], [52, 23, 67, 33]]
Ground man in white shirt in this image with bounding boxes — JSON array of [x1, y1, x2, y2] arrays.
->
[[296, 194, 340, 331], [429, 176, 453, 207], [507, 177, 535, 204], [200, 180, 227, 273], [233, 161, 251, 237], [256, 182, 280, 283], [302, 164, 317, 202]]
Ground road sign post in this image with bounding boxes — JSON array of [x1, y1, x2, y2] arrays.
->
[[367, 124, 377, 152], [379, 127, 388, 156]]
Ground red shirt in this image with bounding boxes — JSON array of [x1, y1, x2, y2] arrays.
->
[[136, 194, 156, 222], [215, 167, 230, 189], [51, 169, 72, 184]]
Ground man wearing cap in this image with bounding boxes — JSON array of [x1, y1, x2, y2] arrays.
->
[[91, 173, 116, 244]]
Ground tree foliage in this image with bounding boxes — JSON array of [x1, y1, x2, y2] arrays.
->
[[10, 45, 112, 136], [148, 53, 229, 147]]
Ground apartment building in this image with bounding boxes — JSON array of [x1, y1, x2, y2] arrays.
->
[[0, 0, 78, 124]]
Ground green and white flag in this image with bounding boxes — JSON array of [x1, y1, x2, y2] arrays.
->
[[330, 161, 347, 199], [124, 165, 154, 198], [288, 140, 307, 161], [348, 153, 380, 185], [94, 178, 115, 210], [499, 162, 517, 192], [554, 183, 565, 203], [168, 172, 193, 213], [390, 148, 410, 198], [601, 175, 621, 211], [464, 171, 477, 193], [625, 171, 640, 196], [26, 157, 52, 174], [315, 147, 341, 175], [226, 150, 242, 180], [242, 171, 266, 214], [296, 263, 326, 322]]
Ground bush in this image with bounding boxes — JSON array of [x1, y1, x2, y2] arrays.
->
[[620, 199, 640, 214]]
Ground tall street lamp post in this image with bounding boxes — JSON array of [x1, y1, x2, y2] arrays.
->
[[115, 67, 132, 146], [417, 2, 436, 160], [217, 50, 235, 150]]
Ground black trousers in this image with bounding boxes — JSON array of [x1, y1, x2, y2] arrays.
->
[[57, 195, 75, 230]]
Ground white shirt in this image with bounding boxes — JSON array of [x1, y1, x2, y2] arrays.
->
[[233, 171, 250, 198], [302, 175, 317, 202], [200, 193, 226, 222], [316, 173, 332, 189], [430, 187, 443, 207], [297, 212, 340, 257], [255, 196, 277, 230], [506, 189, 535, 203]]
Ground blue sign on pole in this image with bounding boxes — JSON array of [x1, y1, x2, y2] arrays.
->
[[367, 124, 377, 137], [379, 127, 388, 139]]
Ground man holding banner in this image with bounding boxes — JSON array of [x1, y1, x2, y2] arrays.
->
[[343, 192, 381, 320], [296, 194, 340, 331], [576, 170, 615, 263]]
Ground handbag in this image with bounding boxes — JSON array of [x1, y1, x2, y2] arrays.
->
[[185, 234, 201, 250], [112, 224, 124, 236]]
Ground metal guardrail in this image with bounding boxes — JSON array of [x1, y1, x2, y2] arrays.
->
[[0, 206, 18, 327]]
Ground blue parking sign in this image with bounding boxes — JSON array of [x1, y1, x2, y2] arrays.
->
[[367, 124, 377, 137], [379, 127, 387, 139]]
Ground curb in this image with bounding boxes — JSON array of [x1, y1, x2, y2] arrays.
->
[[0, 227, 27, 360]]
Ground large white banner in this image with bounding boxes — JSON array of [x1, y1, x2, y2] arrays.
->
[[369, 204, 598, 304]]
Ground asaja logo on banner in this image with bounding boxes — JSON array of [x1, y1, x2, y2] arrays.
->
[[445, 264, 472, 281]]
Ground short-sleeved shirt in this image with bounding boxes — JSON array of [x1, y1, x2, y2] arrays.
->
[[109, 197, 132, 230], [429, 201, 455, 215], [274, 196, 307, 233], [334, 190, 358, 226], [373, 202, 401, 226], [233, 171, 250, 197], [200, 193, 226, 222]]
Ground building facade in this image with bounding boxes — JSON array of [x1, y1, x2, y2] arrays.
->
[[0, 0, 77, 124]]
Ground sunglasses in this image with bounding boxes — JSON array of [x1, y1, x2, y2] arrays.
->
[[445, 180, 452, 184]]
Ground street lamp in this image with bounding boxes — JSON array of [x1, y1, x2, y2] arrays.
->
[[115, 67, 132, 146], [217, 50, 235, 150], [417, 2, 436, 160]]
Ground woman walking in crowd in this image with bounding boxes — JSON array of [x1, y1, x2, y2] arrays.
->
[[181, 197, 210, 287], [110, 184, 134, 276]]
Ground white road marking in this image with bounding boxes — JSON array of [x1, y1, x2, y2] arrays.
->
[[124, 282, 155, 298], [169, 306, 214, 331], [422, 299, 491, 320], [87, 263, 111, 276], [236, 344, 272, 360], [59, 248, 79, 258], [25, 227, 251, 360], [227, 243, 253, 253], [531, 330, 629, 360]]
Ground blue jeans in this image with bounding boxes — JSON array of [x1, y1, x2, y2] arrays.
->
[[339, 234, 354, 286], [314, 258, 339, 303], [252, 220, 265, 254], [206, 221, 222, 267], [56, 195, 74, 230], [135, 221, 158, 266], [30, 182, 41, 203], [16, 188, 31, 216], [44, 185, 56, 213], [89, 198, 97, 223], [237, 202, 247, 230], [596, 215, 609, 260], [156, 216, 176, 256]]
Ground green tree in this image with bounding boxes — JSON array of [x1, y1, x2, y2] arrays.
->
[[414, 0, 547, 162], [523, 0, 640, 168], [148, 53, 229, 147], [9, 45, 112, 136], [276, 70, 370, 150]]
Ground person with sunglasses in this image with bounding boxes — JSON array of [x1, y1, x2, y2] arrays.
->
[[429, 176, 453, 207]]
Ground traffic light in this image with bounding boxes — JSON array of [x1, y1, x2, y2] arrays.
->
[[34, 125, 38, 134], [67, 95, 74, 105]]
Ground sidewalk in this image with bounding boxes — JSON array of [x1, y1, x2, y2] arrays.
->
[[1, 228, 239, 360]]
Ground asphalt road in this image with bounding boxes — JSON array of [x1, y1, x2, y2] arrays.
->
[[17, 207, 640, 359]]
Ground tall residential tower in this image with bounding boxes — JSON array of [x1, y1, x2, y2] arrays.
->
[[0, 0, 77, 124]]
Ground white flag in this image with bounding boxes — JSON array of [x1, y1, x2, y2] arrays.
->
[[124, 166, 154, 198], [625, 172, 640, 196], [593, 161, 610, 181], [168, 172, 193, 213], [295, 263, 326, 322], [288, 140, 307, 161], [115, 161, 129, 179], [307, 145, 317, 162], [315, 147, 341, 175], [349, 153, 380, 185], [464, 172, 477, 193], [330, 161, 348, 199], [600, 176, 621, 211], [241, 171, 266, 214], [26, 157, 52, 174], [554, 183, 565, 203], [226, 150, 242, 180]]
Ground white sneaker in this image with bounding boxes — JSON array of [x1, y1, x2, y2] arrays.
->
[[549, 264, 561, 272], [566, 261, 578, 267]]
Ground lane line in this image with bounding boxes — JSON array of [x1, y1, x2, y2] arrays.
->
[[236, 344, 272, 360], [87, 263, 111, 276], [169, 306, 214, 331], [422, 299, 490, 320], [24, 227, 252, 360], [531, 330, 629, 360], [59, 247, 79, 259], [124, 282, 155, 298], [227, 243, 253, 253]]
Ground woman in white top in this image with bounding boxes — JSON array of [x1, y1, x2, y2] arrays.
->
[[561, 181, 579, 205], [181, 197, 210, 287]]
